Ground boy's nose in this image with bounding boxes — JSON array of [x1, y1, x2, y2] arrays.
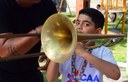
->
[[76, 23, 83, 29]]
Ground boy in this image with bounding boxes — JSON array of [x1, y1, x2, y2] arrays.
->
[[46, 8, 120, 82]]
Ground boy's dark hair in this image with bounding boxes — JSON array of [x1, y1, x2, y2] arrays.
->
[[79, 8, 105, 29]]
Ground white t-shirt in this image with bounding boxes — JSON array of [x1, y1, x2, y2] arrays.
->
[[59, 46, 117, 82]]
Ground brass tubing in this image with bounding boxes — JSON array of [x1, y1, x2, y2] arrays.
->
[[0, 33, 40, 38], [0, 52, 44, 62], [77, 33, 126, 41]]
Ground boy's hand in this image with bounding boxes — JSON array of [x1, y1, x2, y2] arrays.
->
[[38, 54, 50, 70], [75, 42, 91, 58]]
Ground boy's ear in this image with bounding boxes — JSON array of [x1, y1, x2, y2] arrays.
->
[[95, 28, 102, 34]]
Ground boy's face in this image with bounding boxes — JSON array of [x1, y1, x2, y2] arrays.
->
[[75, 14, 101, 34]]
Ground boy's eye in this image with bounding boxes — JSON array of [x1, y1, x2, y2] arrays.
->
[[75, 21, 80, 25], [82, 22, 90, 27], [75, 20, 90, 27]]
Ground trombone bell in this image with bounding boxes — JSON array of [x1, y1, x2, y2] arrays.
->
[[41, 14, 77, 63]]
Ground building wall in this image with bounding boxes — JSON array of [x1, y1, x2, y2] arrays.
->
[[66, 0, 100, 13]]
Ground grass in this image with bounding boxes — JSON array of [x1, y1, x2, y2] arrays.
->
[[109, 38, 127, 62], [106, 19, 127, 62]]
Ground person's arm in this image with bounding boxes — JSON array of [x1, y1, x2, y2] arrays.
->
[[46, 61, 60, 82], [0, 26, 42, 58], [75, 42, 120, 80]]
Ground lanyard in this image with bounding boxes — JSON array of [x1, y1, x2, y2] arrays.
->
[[71, 49, 92, 82], [71, 54, 87, 81]]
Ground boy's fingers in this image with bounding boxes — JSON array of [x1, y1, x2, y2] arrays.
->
[[38, 53, 47, 62], [38, 58, 50, 70]]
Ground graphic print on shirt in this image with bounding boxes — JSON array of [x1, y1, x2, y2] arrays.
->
[[67, 54, 100, 82], [67, 72, 100, 82]]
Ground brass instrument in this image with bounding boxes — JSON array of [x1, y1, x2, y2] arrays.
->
[[0, 13, 126, 62], [41, 13, 126, 63]]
